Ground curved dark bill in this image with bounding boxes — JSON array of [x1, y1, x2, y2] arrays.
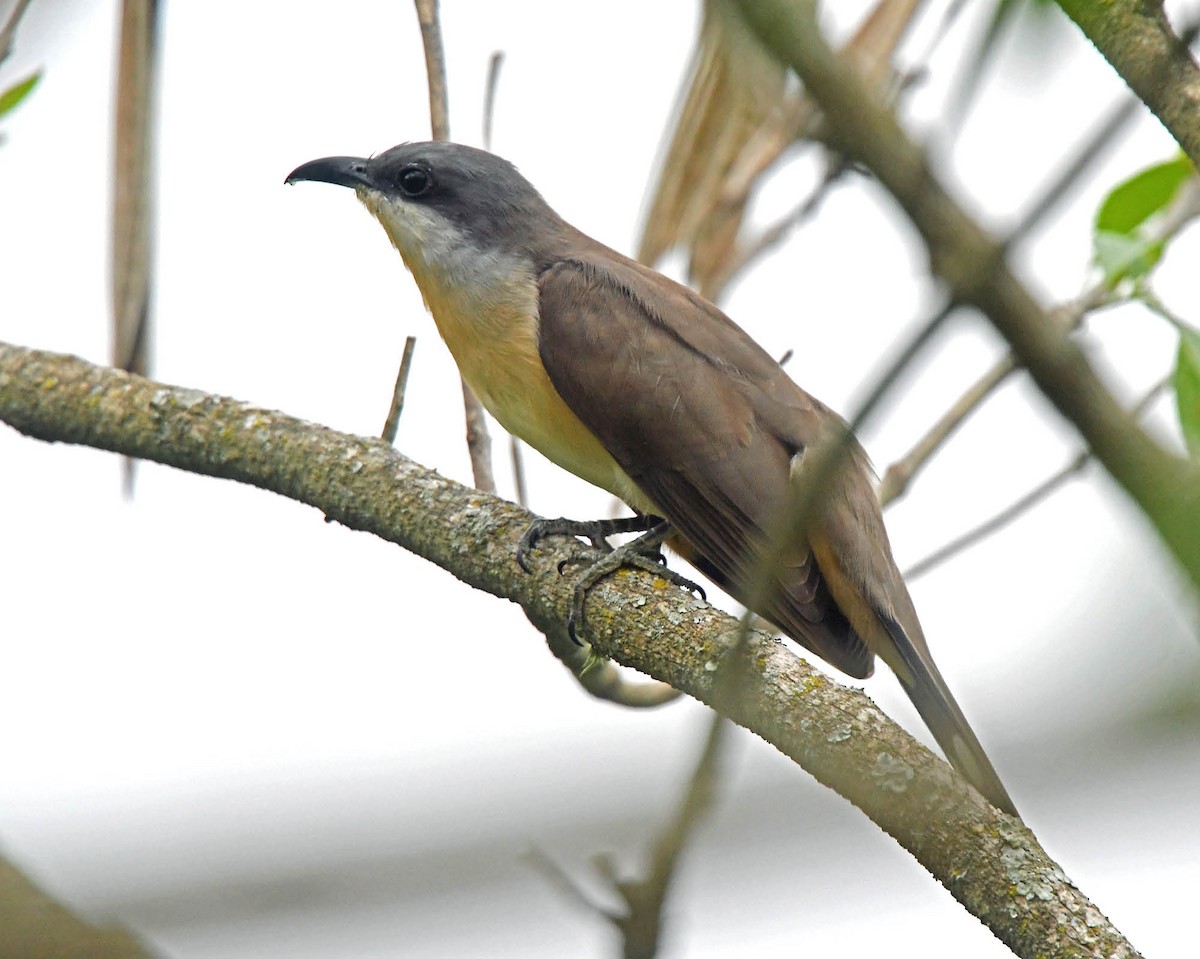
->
[[285, 155, 375, 189]]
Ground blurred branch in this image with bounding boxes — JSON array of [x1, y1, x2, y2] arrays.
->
[[879, 172, 1200, 507], [413, 0, 450, 141], [879, 353, 1016, 507], [906, 377, 1169, 580], [381, 334, 417, 444], [0, 341, 1133, 952], [0, 0, 34, 63], [536, 715, 731, 959], [483, 50, 504, 150], [705, 154, 852, 301], [1056, 1, 1200, 170], [877, 286, 1110, 507], [509, 435, 529, 507], [733, 0, 1200, 598], [112, 0, 160, 494], [0, 855, 154, 959], [639, 0, 925, 300], [411, 0, 495, 493], [479, 50, 531, 507], [609, 714, 729, 959], [1010, 91, 1144, 241]]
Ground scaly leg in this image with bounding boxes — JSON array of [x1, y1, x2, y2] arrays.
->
[[517, 515, 706, 643]]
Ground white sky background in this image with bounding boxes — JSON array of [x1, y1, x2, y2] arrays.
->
[[1, 1, 1199, 957]]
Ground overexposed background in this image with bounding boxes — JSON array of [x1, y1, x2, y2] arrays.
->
[[1, 1, 1198, 956]]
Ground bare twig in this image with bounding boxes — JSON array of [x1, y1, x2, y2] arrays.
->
[[413, 0, 450, 141], [735, 299, 956, 655], [706, 155, 852, 301], [906, 378, 1169, 580], [0, 0, 35, 63], [533, 714, 731, 959], [483, 50, 504, 150], [527, 849, 616, 918], [460, 380, 496, 492], [546, 621, 682, 708], [611, 714, 729, 958], [878, 353, 1016, 507], [411, 0, 495, 492], [729, 5, 1200, 600], [1010, 92, 1144, 242], [111, 0, 159, 495], [906, 451, 1089, 582], [509, 435, 528, 507], [479, 50, 527, 503], [879, 173, 1200, 508], [380, 335, 417, 444]]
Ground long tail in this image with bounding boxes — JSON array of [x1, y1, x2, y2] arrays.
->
[[880, 614, 1019, 818]]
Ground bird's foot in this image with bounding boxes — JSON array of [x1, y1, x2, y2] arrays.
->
[[516, 514, 663, 572], [516, 515, 706, 644]]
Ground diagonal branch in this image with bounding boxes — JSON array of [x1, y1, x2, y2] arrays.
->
[[0, 341, 1138, 957], [0, 0, 35, 64], [733, 0, 1200, 595], [1056, 1, 1200, 171], [411, 0, 496, 494]]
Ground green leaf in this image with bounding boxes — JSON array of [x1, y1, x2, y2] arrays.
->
[[1174, 327, 1200, 456], [1093, 230, 1164, 285], [1096, 155, 1194, 235], [0, 70, 41, 119]]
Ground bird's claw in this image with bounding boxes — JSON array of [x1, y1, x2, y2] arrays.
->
[[516, 516, 705, 645], [517, 515, 661, 572]]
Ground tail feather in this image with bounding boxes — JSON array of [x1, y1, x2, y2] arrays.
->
[[880, 614, 1019, 818]]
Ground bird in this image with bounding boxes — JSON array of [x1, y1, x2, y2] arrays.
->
[[286, 141, 1018, 817]]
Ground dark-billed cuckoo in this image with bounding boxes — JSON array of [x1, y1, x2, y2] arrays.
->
[[286, 141, 1018, 818]]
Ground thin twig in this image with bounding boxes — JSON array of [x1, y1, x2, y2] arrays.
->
[[112, 0, 160, 497], [877, 168, 1200, 509], [411, 0, 496, 492], [0, 0, 35, 63], [737, 0, 1200, 598], [413, 0, 450, 141], [878, 354, 1016, 507], [614, 714, 730, 958], [1009, 92, 1144, 243], [906, 378, 1170, 580], [531, 714, 731, 958], [707, 155, 851, 301], [483, 50, 504, 151], [509, 435, 528, 507], [460, 380, 496, 492], [381, 335, 417, 444], [732, 298, 956, 652]]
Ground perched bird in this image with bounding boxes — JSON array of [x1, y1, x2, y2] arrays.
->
[[287, 141, 1018, 817]]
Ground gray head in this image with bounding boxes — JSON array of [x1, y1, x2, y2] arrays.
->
[[286, 141, 567, 268]]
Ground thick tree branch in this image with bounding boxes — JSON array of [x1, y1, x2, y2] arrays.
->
[[0, 342, 1138, 957], [1056, 0, 1200, 171], [733, 0, 1200, 595], [0, 855, 153, 959]]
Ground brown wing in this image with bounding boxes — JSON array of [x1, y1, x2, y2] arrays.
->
[[535, 250, 1020, 816], [535, 252, 873, 678]]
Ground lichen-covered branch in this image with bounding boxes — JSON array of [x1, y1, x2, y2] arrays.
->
[[0, 855, 153, 959], [1056, 0, 1200, 171], [0, 341, 1139, 957]]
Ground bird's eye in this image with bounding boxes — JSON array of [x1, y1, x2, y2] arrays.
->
[[397, 164, 432, 197]]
